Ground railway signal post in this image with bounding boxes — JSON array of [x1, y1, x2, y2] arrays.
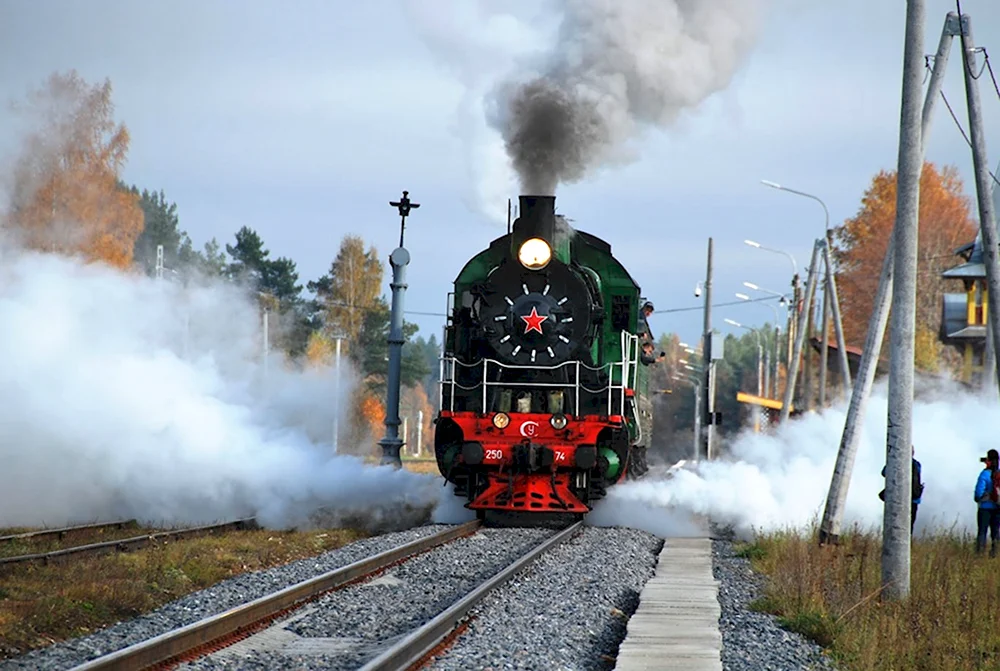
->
[[380, 190, 420, 469]]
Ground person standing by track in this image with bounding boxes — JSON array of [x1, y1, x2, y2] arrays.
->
[[975, 449, 1000, 557]]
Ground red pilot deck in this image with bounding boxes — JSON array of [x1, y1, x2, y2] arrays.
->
[[439, 411, 625, 513]]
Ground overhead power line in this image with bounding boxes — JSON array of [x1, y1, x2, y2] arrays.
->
[[653, 294, 782, 315]]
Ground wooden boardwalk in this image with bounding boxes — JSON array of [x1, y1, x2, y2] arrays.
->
[[615, 537, 722, 670]]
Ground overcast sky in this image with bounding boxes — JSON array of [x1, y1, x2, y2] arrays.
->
[[1, 0, 999, 347]]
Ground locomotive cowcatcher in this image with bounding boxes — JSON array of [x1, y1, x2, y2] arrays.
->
[[434, 195, 654, 519]]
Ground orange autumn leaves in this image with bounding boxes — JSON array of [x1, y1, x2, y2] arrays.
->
[[359, 395, 386, 443], [832, 162, 977, 368], [3, 70, 142, 269]]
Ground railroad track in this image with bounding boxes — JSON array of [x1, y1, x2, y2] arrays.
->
[[0, 519, 138, 544], [0, 519, 257, 568], [67, 519, 583, 671], [358, 520, 583, 671]]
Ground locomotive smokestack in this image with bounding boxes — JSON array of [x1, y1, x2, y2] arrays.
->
[[514, 195, 556, 243]]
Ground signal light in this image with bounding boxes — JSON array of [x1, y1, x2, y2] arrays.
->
[[492, 412, 510, 429]]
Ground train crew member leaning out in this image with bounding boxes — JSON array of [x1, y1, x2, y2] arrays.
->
[[639, 301, 654, 337], [640, 341, 665, 366], [975, 449, 1000, 556]]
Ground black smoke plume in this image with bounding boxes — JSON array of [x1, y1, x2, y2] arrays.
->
[[488, 0, 761, 195]]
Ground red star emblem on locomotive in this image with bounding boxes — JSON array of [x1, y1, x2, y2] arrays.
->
[[520, 306, 549, 334]]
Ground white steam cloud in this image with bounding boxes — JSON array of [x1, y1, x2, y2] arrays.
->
[[591, 379, 995, 539], [411, 0, 762, 210], [0, 242, 439, 530]]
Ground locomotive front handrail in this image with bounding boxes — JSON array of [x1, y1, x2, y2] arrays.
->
[[438, 328, 642, 416], [446, 356, 608, 373], [440, 356, 632, 416]]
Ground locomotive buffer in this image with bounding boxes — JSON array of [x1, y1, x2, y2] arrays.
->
[[380, 190, 420, 468]]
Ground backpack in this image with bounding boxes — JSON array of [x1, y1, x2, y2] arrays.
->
[[991, 469, 1000, 504], [912, 460, 924, 500]]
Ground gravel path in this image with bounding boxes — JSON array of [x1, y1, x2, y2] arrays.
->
[[712, 537, 838, 671], [425, 526, 663, 671], [0, 524, 455, 671], [179, 527, 557, 671]]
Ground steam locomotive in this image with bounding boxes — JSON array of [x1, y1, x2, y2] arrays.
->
[[434, 195, 653, 519]]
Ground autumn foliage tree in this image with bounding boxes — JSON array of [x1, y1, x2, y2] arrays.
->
[[832, 162, 977, 370], [308, 235, 385, 343], [3, 71, 143, 268]]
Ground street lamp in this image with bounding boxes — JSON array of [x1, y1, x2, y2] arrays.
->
[[737, 292, 783, 399], [760, 180, 830, 234], [761, 179, 833, 409], [743, 239, 798, 277], [672, 373, 702, 461], [737, 291, 782, 327], [724, 318, 765, 398], [742, 282, 787, 302], [726, 317, 768, 432]]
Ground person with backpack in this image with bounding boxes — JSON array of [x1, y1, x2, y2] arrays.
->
[[975, 448, 1000, 557], [878, 445, 923, 534]]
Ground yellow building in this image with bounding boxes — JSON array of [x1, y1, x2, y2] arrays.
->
[[941, 165, 1000, 384], [941, 232, 989, 384]]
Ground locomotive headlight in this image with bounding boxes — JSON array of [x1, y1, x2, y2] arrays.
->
[[550, 414, 568, 430], [493, 412, 510, 429], [518, 238, 551, 270]]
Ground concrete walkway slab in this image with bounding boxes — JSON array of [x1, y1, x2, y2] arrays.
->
[[614, 537, 722, 671]]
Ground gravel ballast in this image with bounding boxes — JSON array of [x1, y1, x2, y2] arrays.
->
[[425, 526, 663, 671], [0, 524, 455, 671], [180, 526, 557, 671], [713, 538, 838, 671]]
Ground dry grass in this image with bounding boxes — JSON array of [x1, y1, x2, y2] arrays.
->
[[0, 527, 366, 660], [740, 524, 1000, 670]]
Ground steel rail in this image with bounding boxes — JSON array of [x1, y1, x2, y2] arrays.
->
[[358, 520, 584, 671], [0, 519, 138, 544], [0, 519, 257, 568], [69, 520, 482, 671]]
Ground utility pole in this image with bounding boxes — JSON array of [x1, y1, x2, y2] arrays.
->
[[804, 271, 821, 411], [819, 10, 957, 545], [701, 238, 714, 460], [155, 244, 164, 280], [780, 241, 821, 424], [763, 346, 771, 402], [985, 303, 997, 392], [417, 409, 424, 457], [773, 325, 781, 398], [882, 0, 924, 602], [379, 190, 420, 468], [332, 335, 343, 454], [823, 241, 853, 396], [262, 307, 269, 383], [693, 381, 701, 461], [818, 249, 830, 408], [790, 274, 801, 404], [959, 14, 1000, 396]]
